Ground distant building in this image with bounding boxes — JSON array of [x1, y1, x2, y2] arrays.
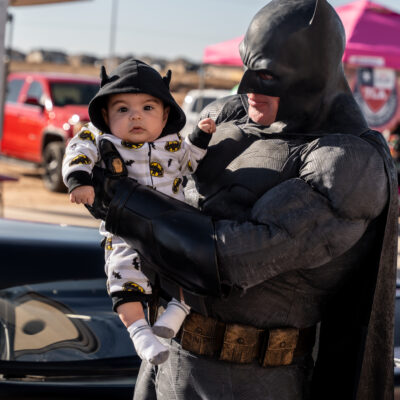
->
[[6, 48, 26, 62], [149, 58, 167, 72], [204, 64, 244, 81], [117, 54, 136, 64], [26, 49, 68, 64], [69, 54, 99, 67], [167, 58, 200, 74]]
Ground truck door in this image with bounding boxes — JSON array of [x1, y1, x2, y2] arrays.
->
[[14, 80, 47, 162], [1, 78, 25, 156]]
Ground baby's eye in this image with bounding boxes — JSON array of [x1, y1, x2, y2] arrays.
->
[[144, 105, 154, 111], [117, 107, 128, 113]]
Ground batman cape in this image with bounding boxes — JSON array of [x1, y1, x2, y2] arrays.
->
[[90, 1, 398, 399]]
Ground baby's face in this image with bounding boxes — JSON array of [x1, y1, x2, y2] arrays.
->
[[102, 93, 169, 143]]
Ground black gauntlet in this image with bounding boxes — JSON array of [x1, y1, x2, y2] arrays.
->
[[86, 140, 129, 220], [105, 179, 222, 299]]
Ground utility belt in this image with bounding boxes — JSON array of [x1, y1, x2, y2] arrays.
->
[[177, 312, 316, 367]]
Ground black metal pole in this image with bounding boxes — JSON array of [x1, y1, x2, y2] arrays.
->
[[0, 1, 11, 141]]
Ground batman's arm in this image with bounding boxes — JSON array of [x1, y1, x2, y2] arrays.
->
[[197, 93, 248, 125], [105, 182, 222, 297], [104, 134, 388, 298], [215, 134, 389, 290]]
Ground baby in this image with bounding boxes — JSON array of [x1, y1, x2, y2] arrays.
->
[[62, 59, 215, 365]]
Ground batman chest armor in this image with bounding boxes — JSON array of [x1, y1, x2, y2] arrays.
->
[[194, 122, 303, 219]]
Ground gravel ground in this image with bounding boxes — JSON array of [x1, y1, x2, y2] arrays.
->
[[0, 157, 97, 227]]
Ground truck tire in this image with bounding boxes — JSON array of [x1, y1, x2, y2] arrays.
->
[[43, 142, 67, 192]]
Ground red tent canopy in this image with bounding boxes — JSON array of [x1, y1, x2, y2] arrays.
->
[[202, 35, 243, 66], [202, 0, 400, 70], [338, 0, 400, 69]]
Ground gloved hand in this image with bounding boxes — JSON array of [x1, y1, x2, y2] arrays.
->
[[85, 139, 129, 220]]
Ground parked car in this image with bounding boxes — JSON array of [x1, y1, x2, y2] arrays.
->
[[0, 218, 139, 399], [180, 89, 231, 137], [0, 72, 100, 192]]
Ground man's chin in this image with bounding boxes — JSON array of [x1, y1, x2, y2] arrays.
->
[[248, 107, 275, 126]]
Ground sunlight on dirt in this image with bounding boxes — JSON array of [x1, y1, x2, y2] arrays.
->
[[0, 158, 97, 227]]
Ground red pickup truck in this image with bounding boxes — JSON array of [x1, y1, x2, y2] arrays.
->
[[1, 72, 100, 192]]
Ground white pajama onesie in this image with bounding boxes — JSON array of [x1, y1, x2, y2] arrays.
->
[[62, 122, 208, 305]]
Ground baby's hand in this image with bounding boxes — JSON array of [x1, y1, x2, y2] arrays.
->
[[70, 185, 95, 205], [198, 118, 216, 134]]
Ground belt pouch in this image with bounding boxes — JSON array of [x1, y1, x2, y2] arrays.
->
[[260, 328, 299, 367], [219, 323, 262, 364], [181, 313, 225, 357]]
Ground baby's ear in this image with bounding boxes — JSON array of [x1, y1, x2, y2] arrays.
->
[[101, 108, 109, 126], [162, 70, 172, 88], [163, 106, 170, 124]]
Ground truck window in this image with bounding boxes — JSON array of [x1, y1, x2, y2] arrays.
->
[[26, 81, 44, 103], [6, 79, 24, 103], [192, 96, 218, 113], [49, 82, 99, 106]]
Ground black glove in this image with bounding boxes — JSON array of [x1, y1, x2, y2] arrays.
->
[[85, 140, 129, 220]]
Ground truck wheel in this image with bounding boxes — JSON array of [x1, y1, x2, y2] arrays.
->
[[43, 142, 67, 192]]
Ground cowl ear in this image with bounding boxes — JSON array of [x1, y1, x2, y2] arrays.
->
[[100, 66, 109, 87], [162, 70, 172, 88]]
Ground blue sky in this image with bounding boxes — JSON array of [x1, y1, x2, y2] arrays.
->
[[6, 0, 400, 63]]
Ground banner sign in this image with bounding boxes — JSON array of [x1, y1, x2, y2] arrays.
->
[[348, 55, 385, 68], [353, 67, 398, 128]]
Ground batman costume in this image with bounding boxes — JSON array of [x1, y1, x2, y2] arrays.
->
[[89, 1, 398, 399]]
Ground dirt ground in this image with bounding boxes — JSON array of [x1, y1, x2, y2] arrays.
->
[[0, 157, 97, 227]]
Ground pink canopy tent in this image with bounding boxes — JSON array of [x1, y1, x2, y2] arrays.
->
[[202, 0, 400, 70], [338, 0, 400, 69], [202, 36, 243, 66]]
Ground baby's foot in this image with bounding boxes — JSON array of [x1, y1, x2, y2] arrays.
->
[[127, 319, 169, 365], [153, 298, 191, 339]]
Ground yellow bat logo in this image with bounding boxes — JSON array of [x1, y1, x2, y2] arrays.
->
[[69, 154, 91, 166], [172, 177, 182, 194], [122, 141, 144, 149], [105, 237, 113, 251], [122, 281, 145, 293], [165, 139, 181, 152], [78, 130, 95, 144], [150, 162, 164, 177]]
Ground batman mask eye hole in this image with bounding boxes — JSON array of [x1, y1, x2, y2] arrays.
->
[[257, 72, 275, 81]]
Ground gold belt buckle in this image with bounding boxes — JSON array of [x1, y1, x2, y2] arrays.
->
[[219, 323, 262, 364], [180, 312, 302, 368], [180, 313, 225, 357], [260, 328, 299, 367]]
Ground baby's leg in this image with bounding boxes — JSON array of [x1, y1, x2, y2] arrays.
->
[[104, 234, 152, 298], [105, 235, 168, 364], [119, 302, 169, 365], [153, 298, 191, 338]]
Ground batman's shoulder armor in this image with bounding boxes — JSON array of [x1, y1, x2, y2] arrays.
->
[[199, 94, 248, 126]]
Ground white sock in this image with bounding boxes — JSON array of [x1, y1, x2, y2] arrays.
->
[[152, 298, 191, 339], [127, 319, 169, 365]]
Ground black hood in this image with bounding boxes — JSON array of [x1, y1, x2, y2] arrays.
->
[[89, 59, 186, 135], [238, 0, 368, 134]]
